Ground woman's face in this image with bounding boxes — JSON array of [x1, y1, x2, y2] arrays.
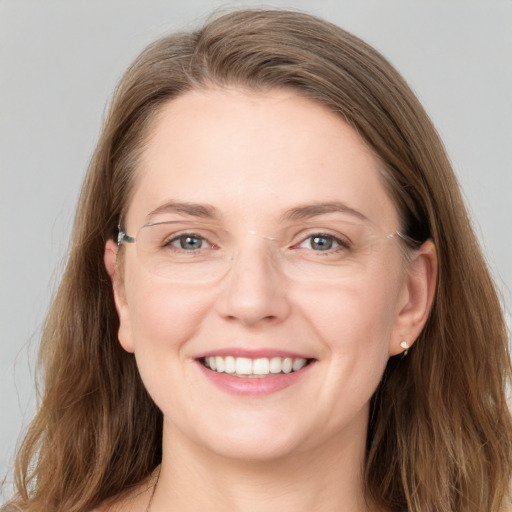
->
[[108, 88, 425, 461]]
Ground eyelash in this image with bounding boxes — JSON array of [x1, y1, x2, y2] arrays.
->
[[164, 233, 216, 252], [163, 231, 351, 254], [292, 233, 351, 253]]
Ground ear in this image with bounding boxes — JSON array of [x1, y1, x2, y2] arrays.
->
[[104, 239, 135, 353], [389, 240, 437, 356]]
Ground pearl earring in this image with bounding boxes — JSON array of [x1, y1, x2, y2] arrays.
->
[[400, 341, 410, 355]]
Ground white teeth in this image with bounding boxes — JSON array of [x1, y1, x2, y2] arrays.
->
[[235, 357, 252, 375], [292, 358, 307, 371], [216, 356, 225, 372], [253, 358, 270, 375], [203, 356, 308, 376], [282, 358, 293, 374], [224, 356, 236, 373], [269, 357, 282, 373]]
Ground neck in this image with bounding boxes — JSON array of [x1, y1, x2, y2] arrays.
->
[[150, 420, 374, 512]]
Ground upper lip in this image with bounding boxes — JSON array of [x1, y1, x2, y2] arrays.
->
[[194, 348, 314, 360]]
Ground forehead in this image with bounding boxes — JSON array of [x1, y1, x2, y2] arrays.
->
[[126, 88, 398, 230]]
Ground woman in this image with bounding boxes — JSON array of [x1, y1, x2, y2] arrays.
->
[[3, 8, 511, 512]]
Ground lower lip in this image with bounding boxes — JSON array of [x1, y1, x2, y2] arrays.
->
[[196, 361, 314, 396]]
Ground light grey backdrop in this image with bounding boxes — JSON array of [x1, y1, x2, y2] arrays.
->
[[1, 0, 511, 492]]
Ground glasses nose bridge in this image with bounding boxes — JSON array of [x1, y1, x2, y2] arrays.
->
[[226, 231, 282, 276], [214, 231, 292, 325]]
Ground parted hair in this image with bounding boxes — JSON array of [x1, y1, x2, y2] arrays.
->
[[4, 9, 511, 512]]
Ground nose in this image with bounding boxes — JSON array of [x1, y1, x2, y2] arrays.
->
[[214, 239, 291, 327]]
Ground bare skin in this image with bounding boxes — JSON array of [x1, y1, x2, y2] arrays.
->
[[101, 88, 436, 512], [93, 472, 157, 512]]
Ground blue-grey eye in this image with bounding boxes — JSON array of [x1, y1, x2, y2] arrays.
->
[[300, 235, 340, 251], [172, 235, 206, 250], [310, 236, 334, 251]]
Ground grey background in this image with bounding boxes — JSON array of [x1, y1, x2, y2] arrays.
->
[[1, 0, 511, 494]]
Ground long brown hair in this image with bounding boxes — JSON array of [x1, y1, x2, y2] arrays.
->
[[4, 9, 511, 512]]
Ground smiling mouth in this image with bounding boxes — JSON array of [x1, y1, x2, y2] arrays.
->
[[200, 356, 314, 378]]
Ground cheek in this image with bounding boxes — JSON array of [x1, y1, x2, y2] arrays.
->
[[121, 275, 216, 413], [123, 270, 212, 355], [299, 262, 403, 379], [300, 272, 401, 349]]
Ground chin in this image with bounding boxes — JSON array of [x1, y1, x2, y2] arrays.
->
[[182, 415, 308, 463], [208, 434, 301, 463]]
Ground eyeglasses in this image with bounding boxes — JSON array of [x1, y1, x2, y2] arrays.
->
[[117, 220, 410, 283]]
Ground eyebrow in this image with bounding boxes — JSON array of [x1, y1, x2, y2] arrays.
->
[[281, 202, 370, 223], [146, 201, 220, 221], [146, 200, 369, 224]]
